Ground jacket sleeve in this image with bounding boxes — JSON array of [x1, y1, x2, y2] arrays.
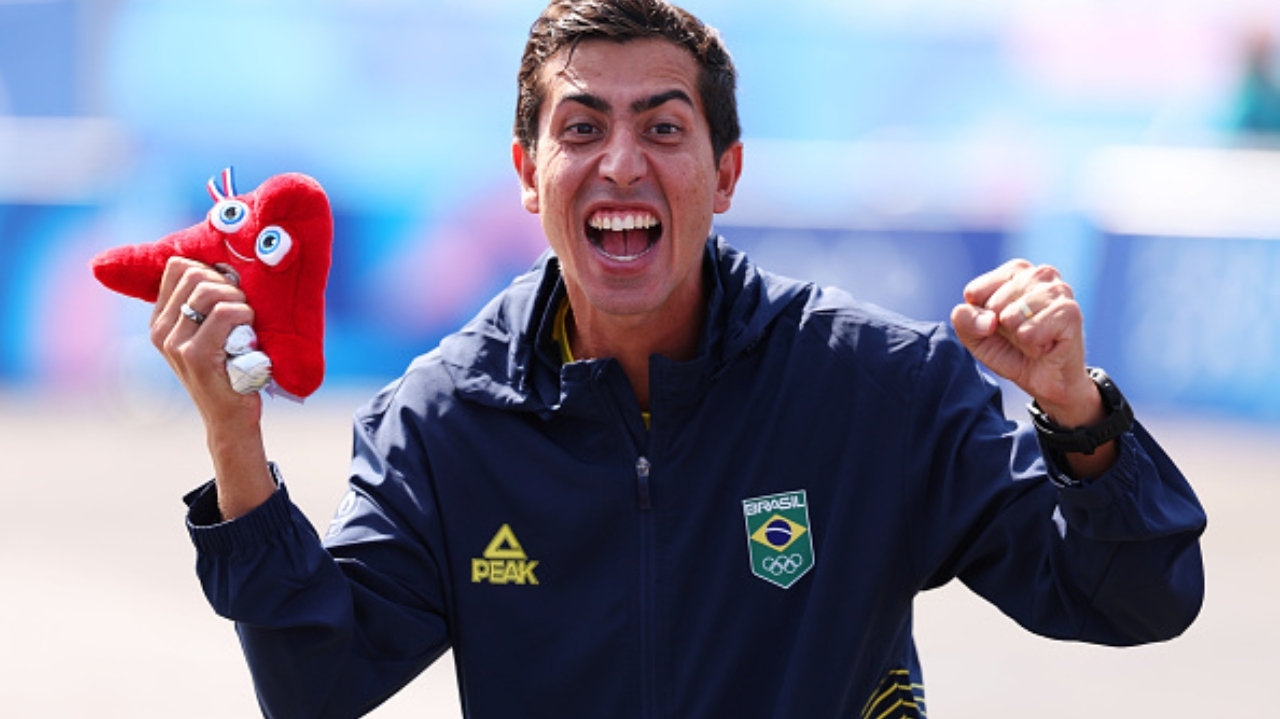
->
[[906, 328, 1206, 646], [185, 386, 451, 719]]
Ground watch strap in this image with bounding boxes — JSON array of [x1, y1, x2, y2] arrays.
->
[[1028, 367, 1134, 456]]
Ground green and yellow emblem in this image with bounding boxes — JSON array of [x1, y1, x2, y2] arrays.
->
[[742, 489, 815, 588]]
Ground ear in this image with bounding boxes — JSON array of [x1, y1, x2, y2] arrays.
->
[[712, 141, 744, 214], [513, 138, 540, 214]]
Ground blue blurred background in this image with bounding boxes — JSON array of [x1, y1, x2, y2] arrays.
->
[[3, 0, 1280, 419]]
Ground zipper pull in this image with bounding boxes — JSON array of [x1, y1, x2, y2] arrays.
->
[[636, 456, 652, 510]]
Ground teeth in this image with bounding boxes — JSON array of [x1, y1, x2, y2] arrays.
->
[[597, 242, 656, 263], [589, 212, 658, 231]]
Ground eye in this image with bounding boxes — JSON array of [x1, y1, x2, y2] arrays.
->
[[209, 200, 250, 233], [648, 121, 683, 141], [255, 225, 293, 266], [564, 121, 600, 141]]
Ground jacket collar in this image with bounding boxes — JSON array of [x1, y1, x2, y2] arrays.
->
[[440, 235, 807, 416]]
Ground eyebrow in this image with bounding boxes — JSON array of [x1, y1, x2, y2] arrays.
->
[[560, 89, 695, 116], [631, 89, 694, 114]]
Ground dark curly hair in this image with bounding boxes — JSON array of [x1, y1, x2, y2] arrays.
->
[[514, 0, 740, 161]]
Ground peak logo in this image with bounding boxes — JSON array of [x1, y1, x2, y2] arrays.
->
[[742, 490, 815, 589], [472, 524, 539, 586]]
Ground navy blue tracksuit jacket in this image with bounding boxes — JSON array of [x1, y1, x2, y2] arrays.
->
[[185, 238, 1206, 718]]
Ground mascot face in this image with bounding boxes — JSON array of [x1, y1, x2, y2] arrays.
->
[[91, 168, 333, 398]]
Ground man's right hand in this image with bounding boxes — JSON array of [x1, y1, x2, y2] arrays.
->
[[150, 256, 275, 520]]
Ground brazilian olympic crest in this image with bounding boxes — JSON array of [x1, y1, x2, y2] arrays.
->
[[742, 489, 815, 589]]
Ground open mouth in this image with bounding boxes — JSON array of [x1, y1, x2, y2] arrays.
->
[[586, 211, 661, 262]]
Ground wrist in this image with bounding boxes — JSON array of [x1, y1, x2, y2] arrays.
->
[[1034, 372, 1105, 429], [205, 422, 273, 521], [1029, 367, 1134, 457]]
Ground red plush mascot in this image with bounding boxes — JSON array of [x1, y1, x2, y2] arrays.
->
[[91, 168, 333, 400]]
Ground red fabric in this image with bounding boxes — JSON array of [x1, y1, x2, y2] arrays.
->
[[91, 172, 333, 398]]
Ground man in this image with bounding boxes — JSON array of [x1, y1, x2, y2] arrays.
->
[[151, 1, 1205, 717]]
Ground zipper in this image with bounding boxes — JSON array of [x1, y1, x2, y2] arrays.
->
[[636, 456, 652, 510], [593, 364, 658, 717], [636, 455, 657, 718]]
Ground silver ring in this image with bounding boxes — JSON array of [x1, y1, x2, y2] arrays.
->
[[1014, 298, 1035, 320], [179, 302, 207, 325]]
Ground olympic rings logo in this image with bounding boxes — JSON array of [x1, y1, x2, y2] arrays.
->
[[761, 553, 805, 575]]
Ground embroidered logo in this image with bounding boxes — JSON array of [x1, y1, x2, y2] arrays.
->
[[472, 524, 540, 585], [742, 490, 815, 588]]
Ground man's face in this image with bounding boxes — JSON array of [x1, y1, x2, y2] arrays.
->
[[514, 38, 742, 327]]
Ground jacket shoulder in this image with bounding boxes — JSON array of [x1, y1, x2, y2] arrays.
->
[[354, 348, 457, 434], [786, 283, 973, 403]]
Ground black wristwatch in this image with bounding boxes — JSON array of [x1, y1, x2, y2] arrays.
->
[[1028, 367, 1134, 456]]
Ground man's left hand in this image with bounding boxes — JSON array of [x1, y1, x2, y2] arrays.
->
[[951, 259, 1116, 476]]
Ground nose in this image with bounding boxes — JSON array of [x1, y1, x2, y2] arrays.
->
[[599, 130, 647, 187]]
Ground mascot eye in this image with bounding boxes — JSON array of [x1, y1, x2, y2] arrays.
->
[[256, 225, 293, 266], [209, 200, 250, 233]]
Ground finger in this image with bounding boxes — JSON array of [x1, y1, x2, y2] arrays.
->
[[962, 258, 1033, 308], [983, 263, 1055, 315], [185, 280, 248, 323], [996, 293, 1039, 331], [151, 273, 245, 389], [152, 261, 214, 349], [950, 302, 997, 350], [201, 299, 255, 346], [165, 281, 251, 362], [992, 271, 1075, 340], [167, 300, 257, 404], [152, 263, 237, 348], [1004, 295, 1084, 361], [152, 257, 208, 326], [186, 301, 256, 375]]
